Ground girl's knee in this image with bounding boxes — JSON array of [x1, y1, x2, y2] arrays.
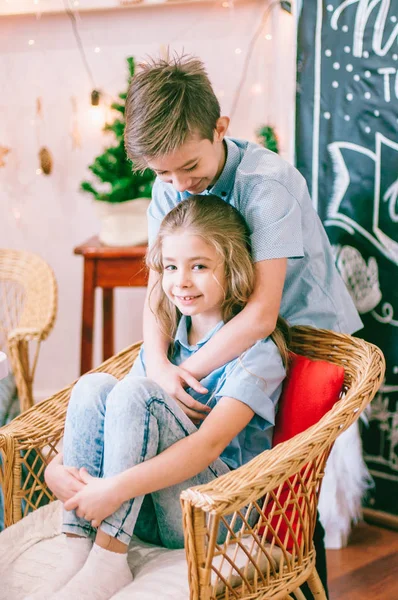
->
[[106, 376, 166, 413], [69, 373, 118, 412]]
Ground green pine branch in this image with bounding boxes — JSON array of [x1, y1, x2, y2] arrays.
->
[[256, 125, 279, 154]]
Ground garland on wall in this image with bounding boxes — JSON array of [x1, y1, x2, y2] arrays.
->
[[1, 0, 291, 224], [0, 146, 10, 168]]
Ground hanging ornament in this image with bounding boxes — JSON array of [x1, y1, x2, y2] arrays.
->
[[0, 146, 10, 168], [70, 96, 82, 150], [39, 147, 53, 175], [35, 97, 53, 175]]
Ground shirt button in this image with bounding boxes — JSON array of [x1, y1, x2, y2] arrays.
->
[[221, 192, 227, 197]]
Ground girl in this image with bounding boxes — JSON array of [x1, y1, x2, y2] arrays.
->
[[33, 195, 288, 600]]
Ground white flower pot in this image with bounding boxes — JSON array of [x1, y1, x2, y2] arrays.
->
[[96, 198, 151, 247]]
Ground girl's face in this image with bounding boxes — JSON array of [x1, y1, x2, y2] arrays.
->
[[161, 231, 226, 323]]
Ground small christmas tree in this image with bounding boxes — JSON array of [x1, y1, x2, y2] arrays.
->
[[256, 125, 279, 154], [81, 57, 155, 203]]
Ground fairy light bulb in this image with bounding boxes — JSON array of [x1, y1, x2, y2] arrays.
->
[[88, 105, 106, 128], [251, 83, 263, 95]]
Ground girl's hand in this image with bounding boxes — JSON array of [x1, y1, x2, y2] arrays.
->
[[45, 458, 85, 503], [147, 360, 210, 423], [64, 469, 124, 528]]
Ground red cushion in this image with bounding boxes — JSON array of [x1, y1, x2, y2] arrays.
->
[[273, 352, 345, 445], [258, 352, 345, 550]]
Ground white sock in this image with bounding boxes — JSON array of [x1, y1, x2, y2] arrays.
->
[[23, 535, 92, 600], [51, 543, 133, 600]]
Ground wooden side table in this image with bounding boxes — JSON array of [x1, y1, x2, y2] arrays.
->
[[74, 236, 148, 375]]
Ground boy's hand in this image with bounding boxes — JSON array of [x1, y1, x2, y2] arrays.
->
[[64, 469, 123, 528], [45, 456, 85, 503], [147, 360, 210, 423]]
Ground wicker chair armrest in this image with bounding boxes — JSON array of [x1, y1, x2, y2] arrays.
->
[[181, 428, 319, 517], [182, 339, 385, 517], [0, 342, 142, 526], [0, 341, 144, 455], [181, 390, 375, 516], [0, 384, 71, 456]]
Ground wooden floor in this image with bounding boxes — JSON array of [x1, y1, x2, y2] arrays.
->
[[327, 522, 398, 600]]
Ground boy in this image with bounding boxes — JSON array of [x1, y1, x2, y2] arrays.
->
[[125, 54, 361, 409], [125, 54, 363, 597]]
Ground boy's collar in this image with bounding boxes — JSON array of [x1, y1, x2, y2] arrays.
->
[[175, 316, 224, 350], [208, 137, 241, 199]]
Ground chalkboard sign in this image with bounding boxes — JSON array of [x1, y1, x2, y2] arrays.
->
[[296, 1, 398, 517]]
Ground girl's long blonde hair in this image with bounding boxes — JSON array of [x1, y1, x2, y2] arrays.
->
[[146, 195, 290, 365]]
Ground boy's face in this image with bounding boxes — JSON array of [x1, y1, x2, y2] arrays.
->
[[146, 120, 229, 195]]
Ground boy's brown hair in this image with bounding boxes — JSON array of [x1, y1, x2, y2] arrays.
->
[[125, 54, 220, 170]]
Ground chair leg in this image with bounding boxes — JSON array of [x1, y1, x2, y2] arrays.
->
[[292, 588, 307, 600], [306, 568, 328, 599]]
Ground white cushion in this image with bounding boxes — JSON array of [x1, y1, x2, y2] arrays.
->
[[0, 501, 285, 600]]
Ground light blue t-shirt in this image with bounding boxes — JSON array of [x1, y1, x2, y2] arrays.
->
[[130, 317, 286, 470], [148, 137, 363, 334]]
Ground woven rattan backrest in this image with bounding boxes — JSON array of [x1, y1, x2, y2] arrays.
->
[[0, 249, 57, 352]]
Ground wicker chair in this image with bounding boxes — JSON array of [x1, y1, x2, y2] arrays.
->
[[0, 249, 57, 413], [0, 327, 385, 600]]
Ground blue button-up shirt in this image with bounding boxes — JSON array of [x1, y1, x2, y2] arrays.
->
[[131, 317, 286, 470], [148, 137, 363, 334]]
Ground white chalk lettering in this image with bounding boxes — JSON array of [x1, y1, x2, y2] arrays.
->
[[378, 67, 396, 101], [331, 0, 398, 58]]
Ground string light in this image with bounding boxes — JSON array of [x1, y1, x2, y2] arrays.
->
[[28, 39, 35, 46], [88, 105, 106, 128], [63, 0, 99, 105], [265, 33, 272, 40], [94, 47, 101, 53], [251, 83, 263, 95], [13, 208, 21, 222], [230, 0, 292, 121], [222, 1, 230, 6], [235, 48, 242, 54]]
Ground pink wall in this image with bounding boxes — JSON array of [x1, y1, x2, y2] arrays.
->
[[0, 0, 296, 399]]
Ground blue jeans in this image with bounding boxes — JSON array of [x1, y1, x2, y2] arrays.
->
[[62, 374, 231, 548]]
